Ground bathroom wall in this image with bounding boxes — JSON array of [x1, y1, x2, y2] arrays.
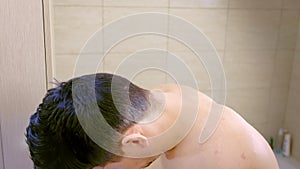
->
[[51, 0, 299, 146], [284, 21, 300, 161]]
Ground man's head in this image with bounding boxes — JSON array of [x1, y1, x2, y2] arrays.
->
[[26, 73, 159, 169]]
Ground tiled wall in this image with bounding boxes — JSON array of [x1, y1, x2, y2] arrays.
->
[[284, 22, 300, 161], [52, 0, 300, 144]]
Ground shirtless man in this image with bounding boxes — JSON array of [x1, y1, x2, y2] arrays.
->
[[26, 73, 279, 169]]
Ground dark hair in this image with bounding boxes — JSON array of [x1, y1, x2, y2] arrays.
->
[[26, 73, 150, 169]]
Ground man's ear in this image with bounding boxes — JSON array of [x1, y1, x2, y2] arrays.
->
[[121, 125, 149, 155], [121, 133, 149, 148]]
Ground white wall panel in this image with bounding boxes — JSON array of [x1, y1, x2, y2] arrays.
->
[[0, 0, 47, 168]]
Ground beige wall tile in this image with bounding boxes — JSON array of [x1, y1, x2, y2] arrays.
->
[[226, 10, 281, 50], [284, 89, 300, 126], [164, 50, 224, 91], [296, 24, 300, 50], [169, 9, 227, 51], [223, 50, 274, 89], [226, 88, 270, 124], [289, 53, 300, 91], [103, 52, 167, 71], [104, 35, 168, 54], [269, 88, 289, 118], [167, 36, 224, 55], [266, 88, 289, 138], [103, 7, 168, 53], [296, 40, 300, 51], [53, 6, 102, 54], [286, 82, 300, 113], [284, 45, 300, 160], [296, 21, 300, 50], [53, 0, 102, 6], [54, 27, 103, 55], [103, 7, 168, 24], [166, 52, 210, 90], [55, 55, 77, 81], [290, 77, 300, 93], [55, 54, 104, 81], [223, 50, 274, 63], [103, 52, 129, 72], [278, 10, 300, 50], [104, 7, 168, 24], [103, 52, 167, 88], [229, 0, 282, 9], [170, 0, 228, 8], [104, 0, 168, 7], [271, 50, 294, 87], [133, 69, 167, 89], [283, 0, 300, 9], [53, 6, 102, 27], [224, 62, 273, 89]]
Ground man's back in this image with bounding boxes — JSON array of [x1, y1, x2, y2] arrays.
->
[[151, 84, 279, 169]]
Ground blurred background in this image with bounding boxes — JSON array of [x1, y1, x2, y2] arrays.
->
[[1, 0, 300, 168]]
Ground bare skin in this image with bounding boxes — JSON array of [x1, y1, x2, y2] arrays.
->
[[95, 84, 279, 169]]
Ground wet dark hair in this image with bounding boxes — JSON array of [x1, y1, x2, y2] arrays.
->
[[26, 73, 150, 169]]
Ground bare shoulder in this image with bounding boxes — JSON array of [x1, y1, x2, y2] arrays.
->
[[219, 106, 279, 169], [149, 85, 279, 169]]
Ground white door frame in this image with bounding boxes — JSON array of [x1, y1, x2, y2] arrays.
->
[[0, 0, 48, 168]]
